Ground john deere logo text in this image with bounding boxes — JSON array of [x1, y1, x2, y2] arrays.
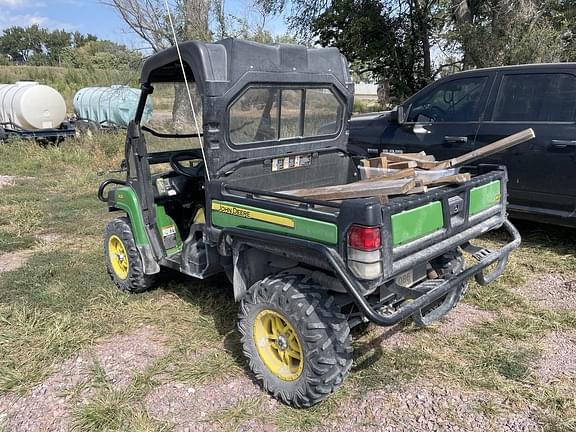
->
[[217, 205, 251, 218], [211, 201, 294, 228]]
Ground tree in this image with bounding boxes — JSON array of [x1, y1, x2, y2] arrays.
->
[[0, 25, 46, 63], [63, 40, 143, 69], [311, 0, 436, 98], [447, 0, 566, 69], [45, 29, 72, 66], [72, 31, 98, 48], [104, 0, 212, 52]]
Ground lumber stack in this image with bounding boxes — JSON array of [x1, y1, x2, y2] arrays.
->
[[282, 128, 534, 202]]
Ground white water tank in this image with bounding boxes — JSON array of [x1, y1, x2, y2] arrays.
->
[[0, 81, 67, 130]]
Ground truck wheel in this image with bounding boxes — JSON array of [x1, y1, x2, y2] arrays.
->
[[238, 272, 353, 407], [103, 217, 157, 293]]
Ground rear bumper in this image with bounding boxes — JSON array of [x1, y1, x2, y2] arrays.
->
[[222, 218, 520, 327], [335, 219, 520, 326]]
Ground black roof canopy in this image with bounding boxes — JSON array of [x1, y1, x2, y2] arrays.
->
[[140, 38, 351, 96], [140, 38, 354, 181]]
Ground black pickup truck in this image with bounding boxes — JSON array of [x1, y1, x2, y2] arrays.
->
[[349, 64, 576, 228]]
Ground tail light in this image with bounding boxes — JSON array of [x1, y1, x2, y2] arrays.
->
[[347, 225, 383, 280], [348, 225, 381, 251]]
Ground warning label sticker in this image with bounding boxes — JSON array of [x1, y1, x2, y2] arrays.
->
[[271, 154, 312, 172]]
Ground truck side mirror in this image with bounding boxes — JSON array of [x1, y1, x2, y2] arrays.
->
[[397, 105, 405, 125]]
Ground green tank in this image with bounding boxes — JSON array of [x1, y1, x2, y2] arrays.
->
[[73, 85, 152, 128]]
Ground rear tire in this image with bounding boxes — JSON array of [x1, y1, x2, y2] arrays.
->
[[103, 217, 157, 293], [238, 272, 353, 407]]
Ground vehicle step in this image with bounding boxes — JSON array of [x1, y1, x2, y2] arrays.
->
[[412, 278, 446, 294], [461, 242, 494, 261]]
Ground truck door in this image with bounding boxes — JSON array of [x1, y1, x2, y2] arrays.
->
[[476, 69, 576, 221], [380, 74, 493, 160]]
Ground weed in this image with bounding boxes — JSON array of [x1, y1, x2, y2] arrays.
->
[[71, 388, 134, 432], [209, 397, 268, 432]]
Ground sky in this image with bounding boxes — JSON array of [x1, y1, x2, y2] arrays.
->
[[0, 0, 288, 50], [0, 0, 145, 46]]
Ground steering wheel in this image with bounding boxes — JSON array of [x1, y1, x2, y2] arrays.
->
[[169, 150, 204, 178], [425, 105, 446, 122]]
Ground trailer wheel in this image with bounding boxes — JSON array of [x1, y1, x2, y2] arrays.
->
[[238, 272, 353, 407], [103, 217, 157, 293], [75, 120, 100, 138]]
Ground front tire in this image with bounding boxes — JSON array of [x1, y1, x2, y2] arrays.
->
[[103, 217, 157, 293], [238, 272, 353, 407]]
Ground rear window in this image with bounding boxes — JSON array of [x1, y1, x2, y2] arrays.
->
[[229, 87, 342, 145], [492, 73, 576, 122]]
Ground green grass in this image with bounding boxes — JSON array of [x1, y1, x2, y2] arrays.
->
[[0, 232, 36, 254], [0, 65, 139, 107], [0, 138, 575, 430]]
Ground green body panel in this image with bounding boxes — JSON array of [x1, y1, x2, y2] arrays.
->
[[111, 186, 149, 246], [391, 201, 444, 246], [154, 204, 182, 255], [211, 200, 338, 245], [469, 180, 502, 216]]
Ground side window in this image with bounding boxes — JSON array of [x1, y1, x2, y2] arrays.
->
[[143, 82, 204, 153], [406, 76, 488, 123], [493, 73, 576, 122], [229, 87, 342, 145]]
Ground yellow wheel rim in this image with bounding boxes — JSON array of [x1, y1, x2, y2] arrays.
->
[[108, 235, 129, 280], [253, 309, 304, 381]]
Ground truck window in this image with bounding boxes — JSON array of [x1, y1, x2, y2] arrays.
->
[[492, 73, 576, 122], [406, 76, 488, 123], [229, 87, 342, 145]]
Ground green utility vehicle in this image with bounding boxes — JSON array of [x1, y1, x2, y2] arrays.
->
[[99, 39, 521, 407]]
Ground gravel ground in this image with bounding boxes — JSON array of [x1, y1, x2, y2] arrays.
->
[[313, 380, 541, 432], [145, 375, 278, 431], [0, 326, 168, 432], [435, 303, 497, 336], [535, 330, 576, 385], [367, 303, 496, 349], [515, 273, 576, 310]]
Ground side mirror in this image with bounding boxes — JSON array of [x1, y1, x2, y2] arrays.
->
[[397, 105, 405, 125]]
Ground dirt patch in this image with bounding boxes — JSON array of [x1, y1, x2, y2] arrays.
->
[[0, 175, 16, 189], [145, 375, 277, 431], [367, 303, 496, 349], [35, 233, 63, 244], [436, 303, 497, 337], [0, 249, 35, 273], [0, 175, 34, 189], [315, 381, 540, 432], [515, 273, 576, 310], [535, 330, 576, 385], [0, 326, 168, 432]]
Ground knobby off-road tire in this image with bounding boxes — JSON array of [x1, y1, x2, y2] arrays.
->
[[103, 217, 157, 293], [238, 272, 353, 407]]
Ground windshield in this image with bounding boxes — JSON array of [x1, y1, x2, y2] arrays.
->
[[142, 82, 203, 153]]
